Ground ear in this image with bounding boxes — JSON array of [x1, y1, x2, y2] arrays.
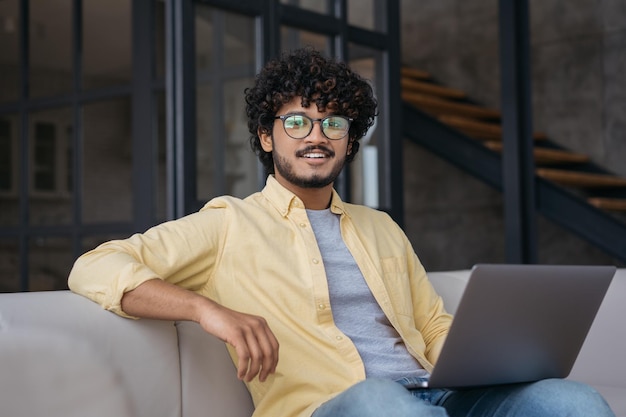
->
[[259, 128, 273, 152]]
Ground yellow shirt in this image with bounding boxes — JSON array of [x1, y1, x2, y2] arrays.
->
[[68, 176, 452, 417]]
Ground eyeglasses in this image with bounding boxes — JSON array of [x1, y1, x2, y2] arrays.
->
[[274, 113, 353, 140]]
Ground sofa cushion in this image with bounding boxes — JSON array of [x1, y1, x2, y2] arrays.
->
[[0, 291, 182, 417]]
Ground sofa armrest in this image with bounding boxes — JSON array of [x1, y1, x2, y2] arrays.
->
[[0, 329, 133, 417], [176, 321, 255, 417]]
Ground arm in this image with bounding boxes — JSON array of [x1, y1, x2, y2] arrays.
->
[[121, 278, 279, 382], [69, 208, 278, 383]]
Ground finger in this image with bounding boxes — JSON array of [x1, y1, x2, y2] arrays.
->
[[243, 330, 264, 382], [234, 341, 252, 381], [258, 327, 280, 381]]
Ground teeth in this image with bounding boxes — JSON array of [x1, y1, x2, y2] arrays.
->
[[303, 153, 325, 158]]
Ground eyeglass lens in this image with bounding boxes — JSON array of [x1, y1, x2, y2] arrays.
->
[[282, 114, 350, 140]]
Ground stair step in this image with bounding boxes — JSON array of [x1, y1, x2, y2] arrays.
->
[[537, 168, 626, 188], [401, 67, 431, 80], [401, 78, 466, 99], [588, 198, 626, 212], [402, 92, 501, 120], [440, 115, 547, 141], [483, 142, 589, 164]]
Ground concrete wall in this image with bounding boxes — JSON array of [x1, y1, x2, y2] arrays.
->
[[399, 0, 626, 270]]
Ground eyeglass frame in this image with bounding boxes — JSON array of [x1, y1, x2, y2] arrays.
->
[[273, 113, 354, 140]]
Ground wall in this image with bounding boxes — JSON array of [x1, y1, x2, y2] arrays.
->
[[399, 0, 626, 270]]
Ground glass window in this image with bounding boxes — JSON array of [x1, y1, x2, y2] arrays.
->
[[0, 0, 20, 103], [348, 44, 383, 208], [0, 238, 19, 292], [0, 116, 16, 192], [33, 122, 57, 191], [196, 83, 216, 200], [224, 78, 257, 198], [280, 0, 329, 15], [155, 0, 166, 80], [195, 5, 257, 201], [29, 107, 73, 226], [29, 0, 73, 97], [280, 27, 330, 53], [155, 91, 167, 222], [29, 236, 72, 291], [82, 98, 133, 223], [195, 6, 215, 74], [0, 114, 19, 226], [347, 0, 386, 32], [83, 0, 131, 89]]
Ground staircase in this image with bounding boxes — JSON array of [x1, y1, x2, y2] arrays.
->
[[401, 66, 626, 263]]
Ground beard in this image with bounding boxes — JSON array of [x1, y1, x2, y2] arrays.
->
[[273, 147, 346, 189]]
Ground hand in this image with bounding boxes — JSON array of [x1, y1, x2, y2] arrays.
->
[[120, 280, 279, 383], [197, 302, 279, 383]]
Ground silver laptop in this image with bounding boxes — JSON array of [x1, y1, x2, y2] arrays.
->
[[425, 263, 615, 389]]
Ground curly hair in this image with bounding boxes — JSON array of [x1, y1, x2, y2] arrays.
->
[[245, 48, 378, 176]]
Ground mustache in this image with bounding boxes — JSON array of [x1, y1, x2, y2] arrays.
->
[[295, 145, 335, 158]]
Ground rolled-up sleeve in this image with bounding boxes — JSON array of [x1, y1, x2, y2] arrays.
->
[[68, 208, 226, 318]]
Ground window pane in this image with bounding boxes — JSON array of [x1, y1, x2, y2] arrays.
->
[[348, 44, 383, 208], [195, 6, 257, 201], [224, 78, 258, 198], [347, 0, 386, 32], [223, 13, 256, 69], [280, 0, 329, 14], [29, 236, 72, 291], [0, 114, 19, 226], [34, 123, 56, 191], [196, 6, 215, 74], [29, 0, 73, 97], [196, 83, 216, 200], [83, 0, 131, 89], [0, 0, 20, 103], [155, 92, 167, 222], [155, 0, 166, 80], [82, 98, 133, 223], [0, 238, 19, 292], [280, 27, 329, 53], [29, 107, 73, 226]]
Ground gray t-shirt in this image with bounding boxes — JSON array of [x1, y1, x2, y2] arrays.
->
[[306, 208, 429, 380]]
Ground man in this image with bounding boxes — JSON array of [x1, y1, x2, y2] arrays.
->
[[68, 48, 614, 417]]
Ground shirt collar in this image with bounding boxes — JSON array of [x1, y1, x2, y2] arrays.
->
[[261, 175, 347, 217]]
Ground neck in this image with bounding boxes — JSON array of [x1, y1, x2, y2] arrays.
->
[[274, 177, 334, 210]]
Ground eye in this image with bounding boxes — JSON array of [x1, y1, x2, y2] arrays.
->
[[284, 115, 309, 129], [324, 117, 347, 129]]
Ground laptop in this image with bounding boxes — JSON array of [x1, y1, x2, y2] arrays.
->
[[424, 263, 615, 389]]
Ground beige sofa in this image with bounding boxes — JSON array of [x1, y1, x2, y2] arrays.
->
[[0, 268, 624, 417]]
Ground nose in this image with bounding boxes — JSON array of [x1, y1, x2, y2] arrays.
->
[[304, 120, 329, 143]]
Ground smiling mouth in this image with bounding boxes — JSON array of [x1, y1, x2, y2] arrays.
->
[[302, 152, 327, 159], [297, 146, 334, 159]]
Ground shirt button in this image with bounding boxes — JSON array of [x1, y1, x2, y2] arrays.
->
[[299, 223, 307, 228], [312, 258, 319, 264], [318, 304, 326, 310], [336, 335, 343, 341]]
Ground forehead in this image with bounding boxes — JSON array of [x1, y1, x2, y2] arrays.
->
[[278, 96, 328, 117]]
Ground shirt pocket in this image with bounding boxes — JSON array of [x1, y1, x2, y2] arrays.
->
[[380, 256, 414, 317]]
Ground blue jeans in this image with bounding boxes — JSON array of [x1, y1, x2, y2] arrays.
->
[[311, 378, 615, 417]]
